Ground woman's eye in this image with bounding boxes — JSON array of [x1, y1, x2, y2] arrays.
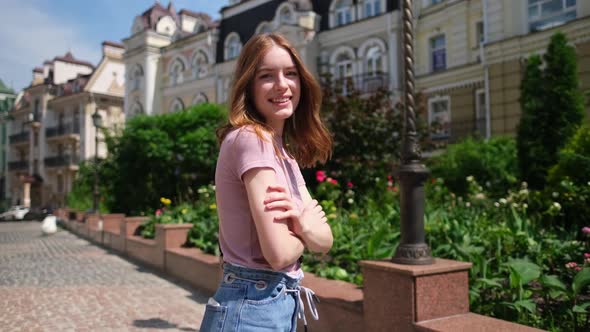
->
[[259, 74, 271, 79], [286, 71, 298, 76]]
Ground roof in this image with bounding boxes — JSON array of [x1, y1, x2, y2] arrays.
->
[[102, 41, 125, 48], [53, 52, 94, 68], [0, 79, 14, 94], [136, 1, 179, 31]]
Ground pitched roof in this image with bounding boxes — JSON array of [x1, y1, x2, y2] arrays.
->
[[137, 1, 178, 31], [53, 52, 94, 68]]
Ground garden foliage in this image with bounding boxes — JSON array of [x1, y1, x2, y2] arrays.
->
[[517, 32, 585, 189]]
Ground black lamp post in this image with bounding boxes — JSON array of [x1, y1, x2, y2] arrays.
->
[[91, 110, 103, 214], [392, 0, 434, 265]]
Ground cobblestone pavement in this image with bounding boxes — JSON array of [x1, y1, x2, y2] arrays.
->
[[0, 221, 208, 332]]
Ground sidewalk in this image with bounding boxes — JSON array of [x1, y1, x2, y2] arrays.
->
[[0, 221, 208, 331]]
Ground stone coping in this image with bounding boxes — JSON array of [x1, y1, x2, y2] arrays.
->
[[126, 235, 156, 246], [360, 258, 472, 276], [415, 313, 546, 332]]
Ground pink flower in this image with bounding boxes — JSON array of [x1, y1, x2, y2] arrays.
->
[[575, 266, 582, 272], [566, 262, 578, 269], [347, 181, 353, 188], [327, 177, 338, 185], [584, 253, 590, 259], [155, 209, 162, 217], [582, 227, 590, 234], [316, 170, 327, 183]]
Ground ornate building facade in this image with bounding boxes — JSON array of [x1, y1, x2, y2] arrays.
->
[[7, 43, 126, 208]]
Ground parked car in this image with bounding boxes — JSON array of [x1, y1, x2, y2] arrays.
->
[[23, 206, 53, 221], [0, 206, 30, 221]]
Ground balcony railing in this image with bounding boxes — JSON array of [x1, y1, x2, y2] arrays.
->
[[45, 123, 80, 138], [44, 155, 79, 168], [9, 132, 30, 144], [8, 160, 29, 171], [326, 72, 389, 96]]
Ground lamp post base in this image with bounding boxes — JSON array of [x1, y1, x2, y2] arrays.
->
[[392, 243, 434, 265]]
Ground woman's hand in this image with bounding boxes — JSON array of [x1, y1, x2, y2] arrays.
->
[[264, 185, 332, 253]]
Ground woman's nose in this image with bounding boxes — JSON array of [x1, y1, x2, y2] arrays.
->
[[275, 73, 288, 90]]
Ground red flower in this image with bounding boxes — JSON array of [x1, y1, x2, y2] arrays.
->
[[347, 181, 353, 188], [316, 170, 327, 183], [155, 209, 162, 217], [327, 177, 338, 185]]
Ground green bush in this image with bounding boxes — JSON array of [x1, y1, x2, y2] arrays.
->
[[428, 137, 517, 197], [102, 103, 226, 215]]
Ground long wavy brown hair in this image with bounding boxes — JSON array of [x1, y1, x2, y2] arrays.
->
[[217, 33, 332, 167]]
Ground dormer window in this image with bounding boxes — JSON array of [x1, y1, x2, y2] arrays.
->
[[256, 22, 273, 34], [364, 0, 383, 18], [225, 33, 242, 61], [332, 0, 354, 27]]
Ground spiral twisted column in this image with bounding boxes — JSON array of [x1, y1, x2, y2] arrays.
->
[[392, 0, 434, 265]]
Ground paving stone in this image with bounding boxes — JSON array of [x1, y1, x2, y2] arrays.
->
[[0, 221, 207, 331]]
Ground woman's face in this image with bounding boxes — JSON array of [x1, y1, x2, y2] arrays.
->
[[252, 45, 301, 133]]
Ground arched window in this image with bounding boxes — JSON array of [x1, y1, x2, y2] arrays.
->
[[192, 51, 209, 79], [130, 101, 144, 116], [277, 4, 295, 25], [331, 49, 356, 96], [192, 93, 208, 105], [225, 33, 242, 61], [256, 21, 273, 34], [194, 23, 207, 34], [170, 98, 185, 113], [366, 46, 383, 76], [169, 58, 186, 86], [130, 64, 144, 91]]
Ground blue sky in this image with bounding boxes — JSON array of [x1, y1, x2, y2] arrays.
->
[[0, 0, 227, 93]]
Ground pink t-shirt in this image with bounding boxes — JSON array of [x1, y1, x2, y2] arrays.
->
[[215, 126, 305, 272]]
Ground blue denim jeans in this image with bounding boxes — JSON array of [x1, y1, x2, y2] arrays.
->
[[199, 263, 305, 332]]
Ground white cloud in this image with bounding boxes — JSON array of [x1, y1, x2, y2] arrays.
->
[[0, 0, 100, 91]]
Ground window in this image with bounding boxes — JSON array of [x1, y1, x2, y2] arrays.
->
[[431, 35, 446, 72], [365, 0, 382, 18], [366, 46, 383, 76], [428, 97, 451, 140], [170, 98, 185, 113], [169, 58, 185, 86], [256, 22, 273, 34], [192, 93, 208, 105], [130, 64, 144, 91], [130, 100, 144, 116], [476, 21, 484, 46], [431, 0, 444, 5], [528, 0, 576, 31], [335, 0, 353, 26], [57, 174, 64, 193], [225, 33, 242, 61], [279, 6, 293, 24], [192, 51, 208, 79], [335, 52, 354, 95]]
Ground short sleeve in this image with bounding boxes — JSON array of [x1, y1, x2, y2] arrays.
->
[[230, 128, 278, 180]]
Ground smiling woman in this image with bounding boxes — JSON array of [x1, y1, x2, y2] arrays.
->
[[199, 33, 333, 332]]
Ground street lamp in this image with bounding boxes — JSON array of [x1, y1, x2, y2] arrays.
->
[[91, 109, 103, 214], [391, 0, 434, 265]]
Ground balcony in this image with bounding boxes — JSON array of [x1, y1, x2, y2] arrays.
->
[[327, 72, 389, 96], [9, 132, 30, 145], [45, 123, 80, 142], [44, 155, 79, 170], [8, 160, 29, 171], [29, 112, 42, 129]]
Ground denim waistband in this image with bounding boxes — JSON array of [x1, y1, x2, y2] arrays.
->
[[221, 262, 320, 329], [222, 262, 301, 289]]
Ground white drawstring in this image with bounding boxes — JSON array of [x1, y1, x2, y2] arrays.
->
[[286, 286, 320, 330]]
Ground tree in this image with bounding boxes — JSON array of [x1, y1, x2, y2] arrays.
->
[[69, 103, 227, 215], [517, 32, 585, 189]]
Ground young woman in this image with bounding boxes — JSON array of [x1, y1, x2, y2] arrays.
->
[[199, 33, 333, 332]]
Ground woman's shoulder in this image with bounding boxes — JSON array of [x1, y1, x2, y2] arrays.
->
[[224, 125, 273, 146]]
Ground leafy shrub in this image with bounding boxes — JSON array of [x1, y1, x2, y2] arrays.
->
[[102, 103, 226, 215], [428, 137, 517, 197]]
